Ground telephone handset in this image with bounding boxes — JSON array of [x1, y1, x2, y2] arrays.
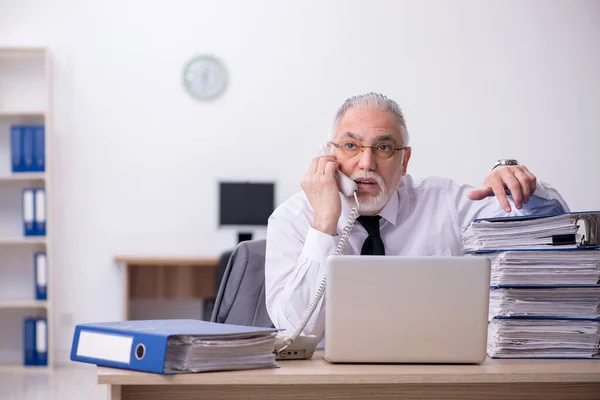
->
[[319, 144, 357, 196], [273, 146, 360, 358]]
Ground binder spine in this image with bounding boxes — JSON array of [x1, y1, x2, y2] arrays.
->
[[22, 126, 34, 172], [34, 188, 46, 236], [33, 125, 45, 172], [35, 318, 48, 366], [23, 318, 36, 366], [10, 125, 23, 172], [22, 188, 35, 236], [35, 252, 47, 300]]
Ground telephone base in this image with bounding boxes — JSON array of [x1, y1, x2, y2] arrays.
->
[[273, 333, 319, 360]]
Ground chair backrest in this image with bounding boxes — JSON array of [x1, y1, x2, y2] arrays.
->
[[210, 239, 275, 328]]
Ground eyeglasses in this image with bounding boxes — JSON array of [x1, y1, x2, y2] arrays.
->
[[329, 140, 408, 160]]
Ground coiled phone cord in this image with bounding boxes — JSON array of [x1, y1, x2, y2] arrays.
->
[[276, 192, 360, 352]]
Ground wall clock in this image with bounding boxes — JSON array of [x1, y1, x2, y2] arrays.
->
[[182, 55, 228, 100]]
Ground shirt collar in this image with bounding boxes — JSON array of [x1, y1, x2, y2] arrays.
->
[[377, 186, 399, 226], [340, 176, 414, 227]]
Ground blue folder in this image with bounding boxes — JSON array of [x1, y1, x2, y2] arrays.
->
[[23, 318, 36, 366], [10, 125, 23, 172], [22, 188, 36, 236], [22, 126, 34, 171], [34, 252, 47, 300], [70, 319, 278, 374], [32, 125, 45, 172], [35, 318, 48, 366], [34, 188, 46, 236]]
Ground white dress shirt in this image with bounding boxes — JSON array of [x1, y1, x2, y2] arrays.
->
[[264, 174, 570, 342]]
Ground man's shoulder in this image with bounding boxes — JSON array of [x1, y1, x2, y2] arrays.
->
[[269, 190, 312, 221], [405, 175, 462, 193]]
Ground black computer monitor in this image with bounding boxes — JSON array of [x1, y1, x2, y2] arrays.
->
[[218, 181, 275, 243]]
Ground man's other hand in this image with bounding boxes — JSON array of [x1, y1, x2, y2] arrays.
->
[[467, 165, 537, 213]]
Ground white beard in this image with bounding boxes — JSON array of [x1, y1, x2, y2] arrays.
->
[[344, 171, 389, 215]]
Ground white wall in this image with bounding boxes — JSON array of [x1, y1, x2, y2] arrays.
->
[[1, 0, 599, 364]]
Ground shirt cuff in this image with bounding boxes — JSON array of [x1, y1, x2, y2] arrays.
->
[[523, 181, 569, 214], [301, 227, 337, 264]]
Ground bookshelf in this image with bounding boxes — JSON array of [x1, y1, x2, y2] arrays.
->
[[0, 47, 53, 371]]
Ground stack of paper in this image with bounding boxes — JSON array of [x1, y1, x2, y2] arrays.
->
[[488, 317, 600, 358], [488, 250, 600, 286], [489, 286, 600, 319], [462, 211, 600, 359], [463, 212, 600, 251], [164, 332, 278, 373]]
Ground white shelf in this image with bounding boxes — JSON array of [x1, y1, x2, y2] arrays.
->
[[0, 300, 48, 310], [0, 110, 45, 118], [0, 173, 46, 182], [0, 237, 47, 245], [0, 46, 53, 369], [0, 364, 50, 373], [0, 47, 47, 55]]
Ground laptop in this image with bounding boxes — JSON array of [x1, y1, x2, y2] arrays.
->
[[324, 255, 491, 364]]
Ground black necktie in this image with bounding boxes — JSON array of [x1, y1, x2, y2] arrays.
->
[[357, 215, 385, 255]]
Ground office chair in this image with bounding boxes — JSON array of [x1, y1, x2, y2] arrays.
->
[[211, 239, 275, 328]]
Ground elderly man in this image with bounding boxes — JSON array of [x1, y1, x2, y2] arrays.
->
[[264, 92, 569, 340]]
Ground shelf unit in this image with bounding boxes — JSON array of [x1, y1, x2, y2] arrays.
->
[[0, 47, 53, 372]]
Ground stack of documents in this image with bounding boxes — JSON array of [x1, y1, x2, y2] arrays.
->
[[462, 211, 600, 359], [462, 211, 600, 251], [70, 319, 279, 374], [489, 286, 600, 319], [488, 317, 600, 358], [488, 250, 600, 286], [164, 331, 277, 373]]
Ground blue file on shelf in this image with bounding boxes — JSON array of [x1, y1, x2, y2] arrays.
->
[[23, 318, 36, 366], [36, 318, 48, 366], [10, 125, 23, 172], [22, 188, 36, 236], [35, 252, 47, 300], [23, 317, 47, 366], [34, 188, 46, 236], [32, 125, 45, 172], [22, 126, 34, 172]]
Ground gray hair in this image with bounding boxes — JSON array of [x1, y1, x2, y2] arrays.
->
[[331, 92, 409, 145]]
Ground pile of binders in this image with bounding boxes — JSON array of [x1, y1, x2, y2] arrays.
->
[[463, 211, 600, 359], [10, 124, 45, 173], [70, 319, 278, 374]]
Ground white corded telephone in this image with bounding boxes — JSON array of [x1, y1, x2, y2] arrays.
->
[[273, 146, 360, 359]]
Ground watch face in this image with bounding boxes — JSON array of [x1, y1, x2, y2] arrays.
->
[[182, 55, 228, 100]]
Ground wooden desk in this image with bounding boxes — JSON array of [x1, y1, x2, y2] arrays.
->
[[98, 351, 600, 400], [115, 257, 219, 320]]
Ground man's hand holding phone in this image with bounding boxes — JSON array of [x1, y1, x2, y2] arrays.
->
[[301, 154, 342, 236]]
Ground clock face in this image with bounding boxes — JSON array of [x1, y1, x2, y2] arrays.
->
[[182, 55, 228, 100]]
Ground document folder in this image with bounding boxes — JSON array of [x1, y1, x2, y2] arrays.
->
[[463, 211, 600, 252], [36, 318, 48, 365], [70, 319, 278, 374], [22, 188, 35, 236], [34, 188, 46, 236], [34, 252, 47, 300], [488, 316, 600, 359], [10, 125, 23, 172], [23, 318, 36, 366]]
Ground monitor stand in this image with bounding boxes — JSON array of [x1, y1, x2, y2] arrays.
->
[[237, 232, 253, 243]]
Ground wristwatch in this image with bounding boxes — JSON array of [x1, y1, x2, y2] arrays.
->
[[492, 159, 519, 170]]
